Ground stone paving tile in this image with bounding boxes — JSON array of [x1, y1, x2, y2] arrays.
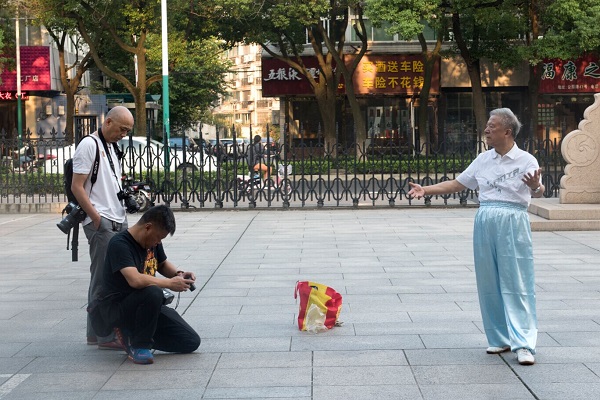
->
[[313, 385, 423, 400], [3, 390, 98, 400], [313, 350, 408, 366], [291, 335, 424, 351], [413, 364, 519, 385], [103, 369, 211, 390], [202, 387, 311, 399], [313, 365, 415, 386], [19, 354, 126, 373], [5, 372, 111, 394], [200, 337, 292, 353], [405, 348, 506, 365], [419, 384, 535, 400], [525, 383, 600, 400], [93, 389, 206, 400], [354, 321, 481, 336], [209, 366, 311, 388]]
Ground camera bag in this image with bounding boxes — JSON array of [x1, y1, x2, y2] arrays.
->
[[63, 136, 100, 203]]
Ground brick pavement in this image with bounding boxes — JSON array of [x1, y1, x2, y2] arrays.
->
[[1, 209, 600, 399]]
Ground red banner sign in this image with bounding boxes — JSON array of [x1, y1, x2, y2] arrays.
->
[[0, 46, 51, 91], [262, 54, 439, 97], [539, 54, 600, 93]]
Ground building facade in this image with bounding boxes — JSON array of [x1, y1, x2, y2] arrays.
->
[[258, 16, 597, 151], [211, 44, 281, 138]]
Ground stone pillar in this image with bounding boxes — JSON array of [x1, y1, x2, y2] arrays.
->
[[560, 92, 600, 203]]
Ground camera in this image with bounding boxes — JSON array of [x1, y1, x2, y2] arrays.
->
[[118, 189, 140, 214], [162, 289, 175, 305], [57, 202, 87, 234]]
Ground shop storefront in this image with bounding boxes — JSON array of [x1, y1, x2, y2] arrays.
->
[[262, 54, 440, 149], [537, 54, 599, 142]]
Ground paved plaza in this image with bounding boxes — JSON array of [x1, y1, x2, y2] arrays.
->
[[1, 208, 600, 399]]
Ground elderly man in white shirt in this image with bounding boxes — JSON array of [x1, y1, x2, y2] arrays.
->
[[408, 108, 544, 366]]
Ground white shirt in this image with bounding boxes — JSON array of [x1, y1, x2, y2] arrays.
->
[[456, 144, 539, 207], [72, 133, 126, 224]]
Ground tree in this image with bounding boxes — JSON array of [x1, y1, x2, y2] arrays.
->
[[145, 34, 231, 132], [71, 0, 231, 138], [0, 1, 17, 88], [28, 0, 95, 142], [210, 0, 370, 151], [365, 0, 445, 151], [515, 0, 600, 139]]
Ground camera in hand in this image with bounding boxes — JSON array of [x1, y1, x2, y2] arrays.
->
[[189, 283, 196, 291], [57, 202, 87, 234], [118, 189, 140, 214]]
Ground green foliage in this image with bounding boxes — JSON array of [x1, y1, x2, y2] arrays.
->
[[365, 0, 441, 40], [146, 34, 232, 131]]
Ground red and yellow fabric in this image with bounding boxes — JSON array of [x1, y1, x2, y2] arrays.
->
[[294, 281, 343, 331]]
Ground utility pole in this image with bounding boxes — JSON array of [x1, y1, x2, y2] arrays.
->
[[15, 6, 22, 147], [161, 0, 170, 173]]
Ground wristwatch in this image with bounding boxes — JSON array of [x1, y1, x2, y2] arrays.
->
[[531, 185, 541, 194]]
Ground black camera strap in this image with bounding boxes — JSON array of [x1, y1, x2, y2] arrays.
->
[[98, 128, 123, 191]]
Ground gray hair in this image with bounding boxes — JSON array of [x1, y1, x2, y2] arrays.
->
[[490, 108, 522, 138]]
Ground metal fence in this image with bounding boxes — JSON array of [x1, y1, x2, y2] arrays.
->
[[0, 126, 565, 209]]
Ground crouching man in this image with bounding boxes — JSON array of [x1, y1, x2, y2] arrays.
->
[[91, 205, 200, 364]]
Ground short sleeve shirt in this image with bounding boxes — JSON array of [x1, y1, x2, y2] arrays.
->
[[72, 134, 126, 224], [102, 230, 167, 296], [456, 144, 539, 207]]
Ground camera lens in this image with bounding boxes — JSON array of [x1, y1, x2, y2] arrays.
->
[[57, 215, 75, 234]]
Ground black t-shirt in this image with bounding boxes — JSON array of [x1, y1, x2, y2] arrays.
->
[[102, 230, 167, 297]]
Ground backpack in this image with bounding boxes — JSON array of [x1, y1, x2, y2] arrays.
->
[[64, 136, 100, 204]]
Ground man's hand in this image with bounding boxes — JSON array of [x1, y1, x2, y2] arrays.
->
[[408, 182, 425, 199], [169, 275, 195, 292], [522, 168, 542, 190]]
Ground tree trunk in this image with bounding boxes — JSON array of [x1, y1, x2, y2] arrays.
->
[[417, 33, 442, 154], [453, 13, 487, 150], [527, 62, 542, 142]]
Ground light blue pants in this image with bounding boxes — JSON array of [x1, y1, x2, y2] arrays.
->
[[473, 201, 537, 353]]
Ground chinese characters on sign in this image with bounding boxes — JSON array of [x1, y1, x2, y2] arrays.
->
[[539, 55, 600, 93], [0, 92, 29, 101], [261, 55, 439, 97], [355, 56, 436, 94]]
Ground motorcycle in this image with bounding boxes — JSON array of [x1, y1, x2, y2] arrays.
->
[[121, 175, 154, 211]]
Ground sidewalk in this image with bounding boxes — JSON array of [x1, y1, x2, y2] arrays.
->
[[1, 209, 600, 399]]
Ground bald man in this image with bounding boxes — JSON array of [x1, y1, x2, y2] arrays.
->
[[71, 106, 135, 349]]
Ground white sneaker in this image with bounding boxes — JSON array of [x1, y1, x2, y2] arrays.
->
[[517, 348, 535, 365], [486, 346, 510, 354]]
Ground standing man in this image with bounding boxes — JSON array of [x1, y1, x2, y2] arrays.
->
[[408, 108, 543, 365], [96, 205, 200, 365], [71, 106, 134, 349]]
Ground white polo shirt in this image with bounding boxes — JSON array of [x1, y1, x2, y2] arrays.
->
[[72, 134, 126, 224], [456, 144, 540, 207]]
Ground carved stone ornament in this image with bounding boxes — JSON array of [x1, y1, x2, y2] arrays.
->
[[560, 92, 600, 203]]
